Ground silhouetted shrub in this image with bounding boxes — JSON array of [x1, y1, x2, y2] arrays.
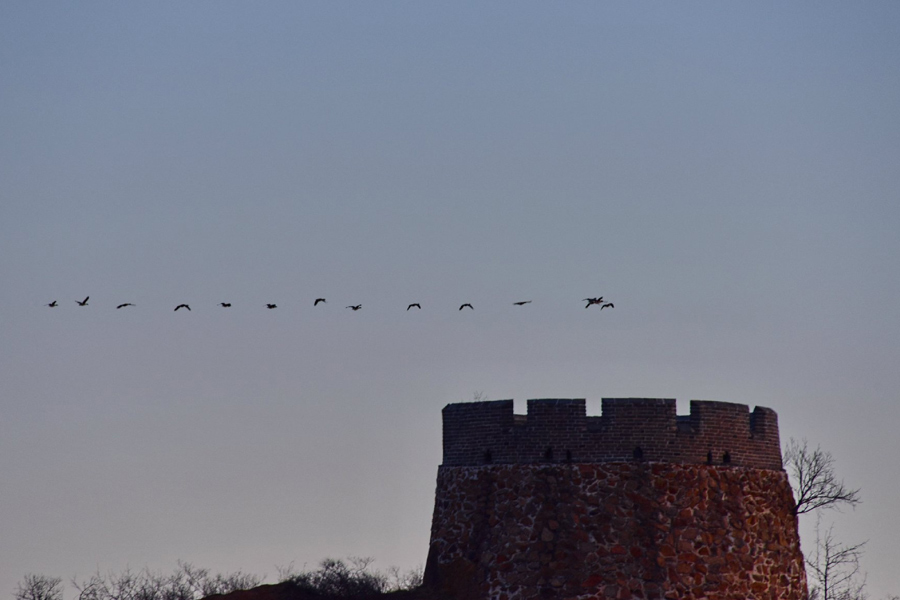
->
[[282, 558, 386, 598], [69, 562, 263, 600]]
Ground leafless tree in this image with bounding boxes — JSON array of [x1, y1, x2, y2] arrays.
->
[[15, 575, 63, 600], [385, 564, 424, 592], [806, 517, 867, 600], [71, 564, 262, 600], [277, 557, 422, 594], [282, 557, 389, 596], [784, 438, 861, 515]]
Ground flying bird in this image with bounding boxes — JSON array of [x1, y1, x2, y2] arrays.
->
[[407, 303, 421, 310], [116, 303, 135, 309], [459, 303, 473, 310], [600, 303, 614, 310], [46, 301, 58, 307], [513, 301, 532, 306], [76, 296, 89, 306], [219, 303, 231, 307], [346, 304, 362, 311], [174, 304, 190, 311], [314, 298, 326, 306], [266, 304, 277, 309], [583, 297, 604, 308]]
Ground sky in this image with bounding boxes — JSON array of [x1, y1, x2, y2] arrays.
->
[[1, 1, 899, 597]]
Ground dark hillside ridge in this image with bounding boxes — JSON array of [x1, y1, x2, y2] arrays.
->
[[203, 582, 440, 600]]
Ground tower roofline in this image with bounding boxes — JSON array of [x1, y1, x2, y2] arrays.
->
[[441, 397, 782, 469]]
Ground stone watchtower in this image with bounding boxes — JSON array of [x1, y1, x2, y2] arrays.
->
[[424, 398, 807, 600]]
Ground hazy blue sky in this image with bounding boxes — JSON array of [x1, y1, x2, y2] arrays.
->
[[2, 2, 899, 597]]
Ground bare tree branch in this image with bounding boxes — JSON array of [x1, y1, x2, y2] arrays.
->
[[784, 438, 861, 515], [806, 516, 868, 600], [15, 575, 63, 600], [72, 571, 109, 600], [69, 564, 262, 600]]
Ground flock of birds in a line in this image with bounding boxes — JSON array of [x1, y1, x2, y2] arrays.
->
[[45, 296, 615, 312]]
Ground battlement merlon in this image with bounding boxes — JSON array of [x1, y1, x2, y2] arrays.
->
[[441, 398, 783, 469]]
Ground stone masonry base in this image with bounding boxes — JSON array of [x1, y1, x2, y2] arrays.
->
[[425, 463, 807, 600]]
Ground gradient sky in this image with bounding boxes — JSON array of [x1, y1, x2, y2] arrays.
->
[[2, 2, 899, 598]]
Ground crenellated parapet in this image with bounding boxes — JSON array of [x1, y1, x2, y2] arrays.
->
[[441, 397, 782, 469]]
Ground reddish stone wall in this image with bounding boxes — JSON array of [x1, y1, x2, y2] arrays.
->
[[425, 463, 807, 600]]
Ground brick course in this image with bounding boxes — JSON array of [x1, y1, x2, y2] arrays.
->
[[441, 398, 782, 469]]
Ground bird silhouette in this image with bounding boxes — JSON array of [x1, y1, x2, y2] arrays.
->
[[459, 303, 474, 310], [46, 301, 58, 307], [174, 304, 190, 311], [407, 303, 421, 310], [116, 303, 135, 309], [600, 303, 614, 310], [219, 303, 231, 307], [583, 297, 603, 308], [314, 298, 326, 306], [266, 304, 277, 309], [76, 296, 89, 306], [513, 301, 532, 306], [347, 305, 362, 311]]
